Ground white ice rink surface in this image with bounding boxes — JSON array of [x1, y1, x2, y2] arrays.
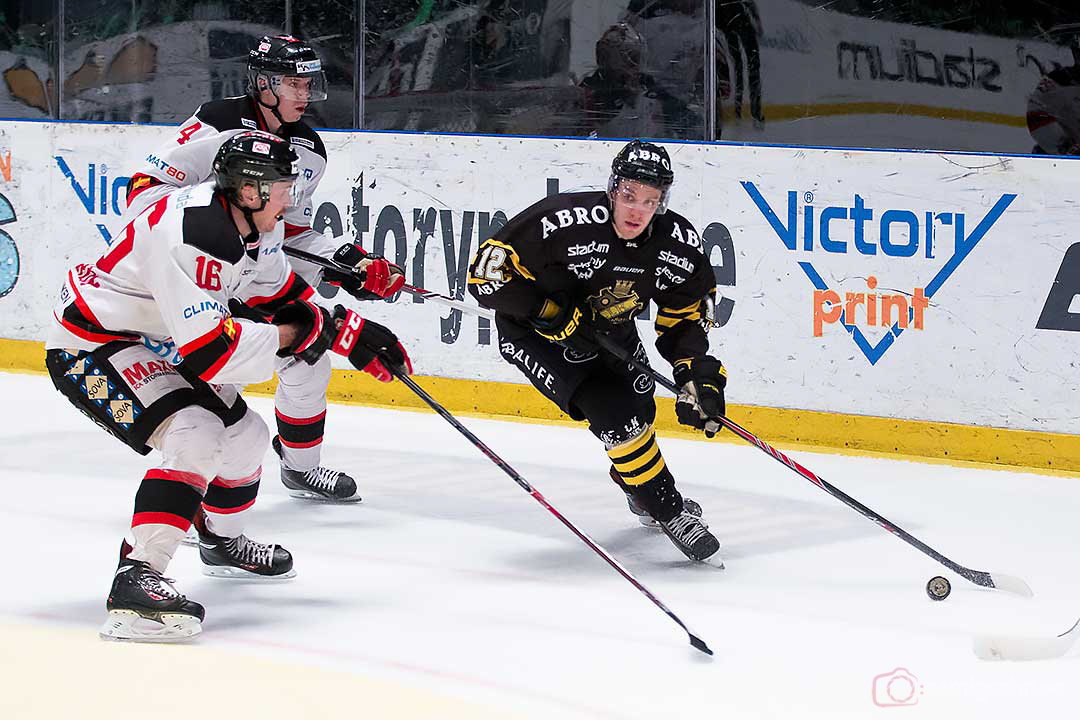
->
[[2, 371, 1078, 719]]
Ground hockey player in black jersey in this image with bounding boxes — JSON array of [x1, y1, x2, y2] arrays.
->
[[467, 140, 725, 566], [124, 35, 405, 504]]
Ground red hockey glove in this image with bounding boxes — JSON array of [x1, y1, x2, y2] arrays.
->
[[329, 304, 412, 382], [330, 243, 405, 300]]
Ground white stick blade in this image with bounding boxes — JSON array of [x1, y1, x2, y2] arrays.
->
[[989, 573, 1034, 598], [973, 633, 1073, 661]]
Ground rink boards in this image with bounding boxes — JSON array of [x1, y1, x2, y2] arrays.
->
[[0, 121, 1076, 469]]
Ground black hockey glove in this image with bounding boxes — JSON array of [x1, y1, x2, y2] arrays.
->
[[328, 243, 405, 300], [272, 300, 334, 365], [530, 299, 599, 356], [329, 304, 412, 383], [673, 356, 727, 438]]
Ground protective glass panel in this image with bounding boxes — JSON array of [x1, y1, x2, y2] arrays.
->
[[363, 0, 708, 140], [713, 1, 1079, 154], [59, 1, 354, 128], [0, 3, 58, 119]]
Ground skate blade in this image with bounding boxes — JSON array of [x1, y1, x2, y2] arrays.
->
[[285, 489, 362, 503], [179, 531, 199, 547], [99, 609, 202, 643], [202, 565, 297, 580], [638, 516, 709, 531], [700, 553, 726, 570]]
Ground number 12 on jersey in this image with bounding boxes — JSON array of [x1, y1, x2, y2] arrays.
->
[[473, 244, 509, 282]]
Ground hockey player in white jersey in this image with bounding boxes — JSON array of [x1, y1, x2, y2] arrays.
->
[[124, 35, 403, 503], [47, 132, 413, 641]]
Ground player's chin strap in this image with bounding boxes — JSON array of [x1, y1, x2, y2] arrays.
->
[[225, 191, 265, 236], [252, 85, 288, 131]]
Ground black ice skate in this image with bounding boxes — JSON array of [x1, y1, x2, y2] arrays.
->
[[659, 510, 724, 568], [609, 466, 705, 529], [273, 436, 361, 502], [100, 553, 204, 642], [196, 511, 296, 580]]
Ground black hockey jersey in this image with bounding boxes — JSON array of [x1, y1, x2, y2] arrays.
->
[[467, 191, 716, 365]]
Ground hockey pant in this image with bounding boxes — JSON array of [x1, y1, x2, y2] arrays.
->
[[497, 328, 684, 521], [46, 342, 268, 572]]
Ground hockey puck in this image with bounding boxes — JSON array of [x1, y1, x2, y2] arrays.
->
[[926, 576, 951, 601]]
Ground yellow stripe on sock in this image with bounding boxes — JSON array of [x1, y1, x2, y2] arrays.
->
[[607, 426, 654, 457], [612, 441, 661, 476], [618, 453, 667, 485]]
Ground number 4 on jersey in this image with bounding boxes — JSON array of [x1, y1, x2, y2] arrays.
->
[[177, 121, 203, 145]]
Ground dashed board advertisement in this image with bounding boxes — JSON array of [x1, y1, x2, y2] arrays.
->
[[0, 120, 1075, 434]]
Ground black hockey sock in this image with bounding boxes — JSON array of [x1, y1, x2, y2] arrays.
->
[[607, 430, 683, 522], [275, 408, 326, 452], [132, 470, 205, 532], [202, 479, 260, 517]]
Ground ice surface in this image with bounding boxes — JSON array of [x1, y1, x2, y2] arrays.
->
[[2, 371, 1077, 719]]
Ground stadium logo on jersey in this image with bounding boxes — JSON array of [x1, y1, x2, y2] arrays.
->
[[290, 136, 315, 151], [241, 118, 258, 129], [567, 240, 610, 257], [742, 181, 1016, 365], [589, 281, 643, 324]]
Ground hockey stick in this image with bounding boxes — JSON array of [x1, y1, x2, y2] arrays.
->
[[390, 367, 714, 657], [594, 334, 1034, 598], [281, 246, 1029, 596], [973, 617, 1080, 661], [282, 245, 495, 320]]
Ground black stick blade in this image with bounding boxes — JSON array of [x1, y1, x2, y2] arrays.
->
[[689, 633, 714, 656]]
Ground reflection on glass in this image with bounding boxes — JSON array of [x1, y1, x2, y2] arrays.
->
[[0, 2, 56, 119], [3, 0, 1075, 153], [363, 0, 705, 140], [717, 0, 1079, 153], [57, 1, 353, 128]]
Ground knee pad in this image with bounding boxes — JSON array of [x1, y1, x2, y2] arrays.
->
[[152, 405, 228, 480], [277, 350, 331, 395], [219, 408, 270, 481], [571, 375, 657, 446]]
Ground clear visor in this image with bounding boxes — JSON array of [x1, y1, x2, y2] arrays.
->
[[259, 174, 305, 207], [608, 175, 669, 214], [266, 72, 328, 102]]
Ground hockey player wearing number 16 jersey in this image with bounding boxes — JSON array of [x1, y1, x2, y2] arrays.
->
[[467, 140, 725, 566], [46, 133, 413, 641], [123, 35, 405, 503]]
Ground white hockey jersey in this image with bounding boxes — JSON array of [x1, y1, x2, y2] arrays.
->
[[124, 95, 335, 285], [48, 182, 315, 386]]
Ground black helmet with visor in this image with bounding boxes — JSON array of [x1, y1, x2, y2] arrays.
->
[[608, 140, 675, 214]]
